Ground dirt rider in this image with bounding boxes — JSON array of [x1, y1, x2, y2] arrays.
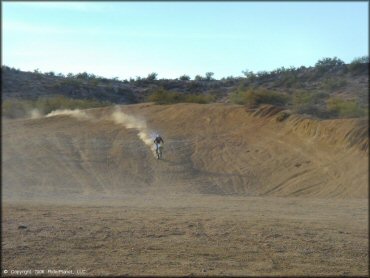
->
[[154, 134, 164, 148], [154, 134, 164, 158]]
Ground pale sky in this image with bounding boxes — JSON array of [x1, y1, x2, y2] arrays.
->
[[2, 1, 369, 79]]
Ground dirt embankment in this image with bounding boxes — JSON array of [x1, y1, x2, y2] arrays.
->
[[2, 103, 368, 276], [2, 103, 368, 202]]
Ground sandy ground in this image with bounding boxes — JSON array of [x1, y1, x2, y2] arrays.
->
[[2, 103, 368, 276], [2, 195, 368, 276]]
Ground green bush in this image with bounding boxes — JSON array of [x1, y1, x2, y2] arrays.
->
[[282, 74, 298, 88], [194, 75, 204, 81], [348, 56, 369, 75], [293, 90, 329, 104], [59, 78, 84, 87], [2, 99, 33, 118], [185, 94, 214, 104], [242, 69, 256, 80], [292, 90, 329, 116], [179, 75, 190, 81], [45, 71, 55, 77], [245, 89, 289, 107], [205, 72, 214, 81], [322, 78, 347, 91], [35, 96, 111, 114], [327, 97, 366, 118], [315, 57, 345, 73], [2, 96, 111, 119], [231, 88, 290, 107], [230, 90, 248, 105], [147, 89, 214, 104], [146, 72, 158, 81], [90, 79, 99, 86]]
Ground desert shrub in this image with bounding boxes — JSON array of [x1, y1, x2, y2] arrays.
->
[[351, 56, 369, 63], [221, 76, 240, 86], [242, 70, 257, 82], [256, 71, 271, 80], [205, 72, 215, 81], [348, 56, 369, 75], [179, 75, 191, 81], [45, 71, 55, 77], [293, 91, 329, 105], [206, 89, 224, 100], [244, 88, 290, 107], [1, 66, 21, 73], [322, 78, 347, 91], [230, 88, 290, 107], [2, 96, 111, 119], [242, 69, 254, 77], [230, 90, 248, 105], [294, 104, 323, 116], [90, 79, 99, 86], [315, 57, 345, 72], [2, 99, 33, 118], [98, 77, 110, 83], [147, 89, 214, 104], [282, 74, 298, 88], [71, 72, 100, 81], [75, 72, 90, 80], [147, 89, 179, 104], [185, 81, 203, 92], [59, 78, 84, 87], [292, 90, 329, 116], [193, 72, 215, 81], [185, 94, 215, 104], [194, 75, 204, 81], [37, 96, 111, 114], [146, 72, 158, 81], [326, 97, 366, 118]]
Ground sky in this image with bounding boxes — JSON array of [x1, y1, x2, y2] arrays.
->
[[2, 1, 369, 80]]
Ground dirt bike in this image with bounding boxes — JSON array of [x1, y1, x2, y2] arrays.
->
[[155, 143, 163, 159]]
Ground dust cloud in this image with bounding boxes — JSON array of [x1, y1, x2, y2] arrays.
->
[[46, 109, 90, 120], [29, 109, 42, 119], [44, 107, 157, 156], [110, 107, 157, 155]]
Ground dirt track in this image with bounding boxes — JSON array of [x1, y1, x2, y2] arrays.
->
[[2, 103, 368, 276]]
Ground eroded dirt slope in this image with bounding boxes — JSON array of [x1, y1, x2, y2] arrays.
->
[[2, 103, 368, 202]]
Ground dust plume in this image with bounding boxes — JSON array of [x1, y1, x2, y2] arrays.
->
[[43, 107, 157, 156], [110, 107, 156, 155], [29, 109, 42, 119], [46, 109, 90, 120]]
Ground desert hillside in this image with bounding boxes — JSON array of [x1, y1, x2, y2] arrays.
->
[[3, 3, 368, 275], [3, 103, 368, 203], [3, 59, 368, 116]]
